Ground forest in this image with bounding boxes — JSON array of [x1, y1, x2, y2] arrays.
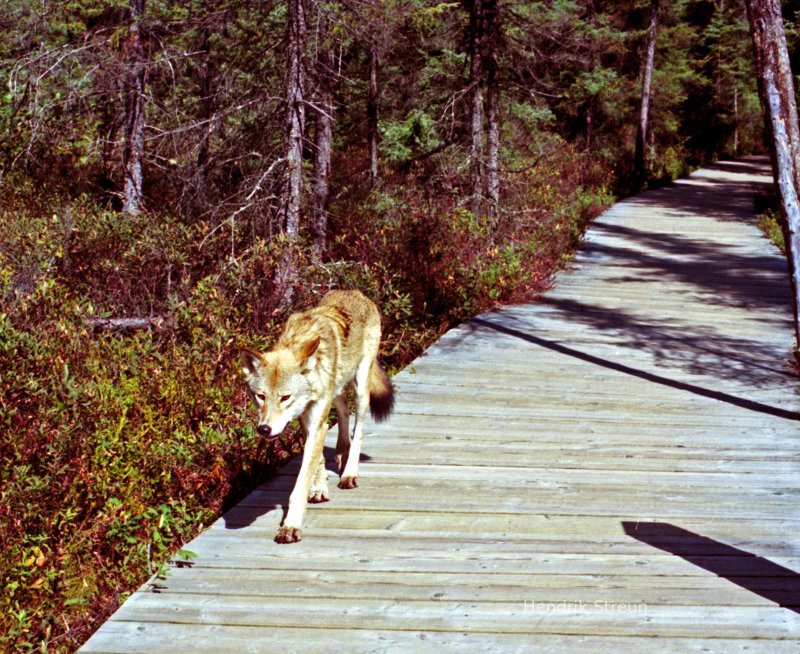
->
[[0, 0, 789, 650]]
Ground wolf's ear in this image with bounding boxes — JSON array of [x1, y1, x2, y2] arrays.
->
[[240, 348, 263, 377], [296, 336, 321, 371]]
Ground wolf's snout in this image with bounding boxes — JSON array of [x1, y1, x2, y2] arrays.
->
[[257, 424, 272, 437]]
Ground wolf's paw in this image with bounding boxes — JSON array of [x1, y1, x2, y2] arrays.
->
[[275, 525, 302, 544], [308, 488, 329, 503], [338, 475, 358, 489]]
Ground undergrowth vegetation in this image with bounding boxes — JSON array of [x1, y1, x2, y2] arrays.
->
[[756, 209, 786, 254]]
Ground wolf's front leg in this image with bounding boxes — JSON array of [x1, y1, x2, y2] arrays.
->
[[275, 403, 329, 544]]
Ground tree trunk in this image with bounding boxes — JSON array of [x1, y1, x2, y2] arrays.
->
[[467, 0, 485, 217], [634, 0, 658, 188], [122, 0, 147, 216], [311, 33, 334, 256], [276, 0, 307, 304], [733, 86, 739, 157], [585, 102, 593, 151], [746, 0, 800, 349], [281, 0, 307, 240], [367, 39, 379, 187], [485, 0, 500, 219], [194, 25, 213, 211], [584, 1, 597, 151]]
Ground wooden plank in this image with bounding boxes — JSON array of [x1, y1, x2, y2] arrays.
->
[[402, 352, 798, 384], [387, 404, 796, 429], [79, 623, 800, 654], [419, 330, 797, 372], [292, 510, 800, 542], [350, 440, 800, 473], [269, 461, 800, 488], [211, 507, 800, 543], [233, 488, 800, 522], [192, 529, 800, 562], [147, 567, 800, 606], [367, 414, 799, 443], [99, 594, 800, 639], [181, 537, 800, 579], [389, 386, 799, 417]]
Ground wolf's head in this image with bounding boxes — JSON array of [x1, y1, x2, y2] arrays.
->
[[240, 336, 320, 438]]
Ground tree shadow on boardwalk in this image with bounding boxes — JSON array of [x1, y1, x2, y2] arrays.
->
[[702, 158, 772, 179], [531, 297, 796, 388], [622, 522, 800, 613], [509, 156, 797, 390], [580, 221, 791, 313], [470, 317, 800, 420], [630, 157, 774, 226]]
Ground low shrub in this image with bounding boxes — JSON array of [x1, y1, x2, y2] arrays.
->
[[756, 208, 786, 254], [0, 202, 307, 651]]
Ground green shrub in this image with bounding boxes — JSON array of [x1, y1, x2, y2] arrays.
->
[[756, 209, 786, 254]]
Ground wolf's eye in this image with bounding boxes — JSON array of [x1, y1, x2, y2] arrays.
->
[[255, 393, 266, 403], [280, 394, 292, 404]]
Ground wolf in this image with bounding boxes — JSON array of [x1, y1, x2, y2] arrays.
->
[[240, 290, 394, 543]]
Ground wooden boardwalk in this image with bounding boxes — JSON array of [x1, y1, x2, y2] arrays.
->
[[82, 158, 800, 653]]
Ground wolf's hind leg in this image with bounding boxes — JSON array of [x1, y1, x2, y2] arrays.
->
[[333, 394, 350, 475], [339, 359, 371, 489], [308, 459, 329, 504]]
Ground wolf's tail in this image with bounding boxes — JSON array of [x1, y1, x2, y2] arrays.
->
[[368, 360, 394, 422]]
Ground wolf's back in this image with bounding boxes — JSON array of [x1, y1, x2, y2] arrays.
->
[[318, 289, 393, 421]]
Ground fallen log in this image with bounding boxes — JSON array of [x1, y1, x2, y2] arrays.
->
[[85, 315, 171, 333]]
